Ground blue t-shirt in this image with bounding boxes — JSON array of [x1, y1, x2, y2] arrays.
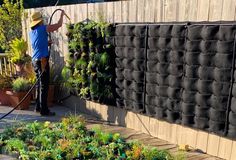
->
[[29, 25, 49, 60]]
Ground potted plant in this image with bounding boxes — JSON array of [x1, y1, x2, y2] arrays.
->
[[0, 74, 13, 106], [8, 38, 31, 76], [6, 77, 31, 110]]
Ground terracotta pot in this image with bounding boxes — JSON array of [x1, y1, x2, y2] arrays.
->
[[6, 90, 31, 110], [0, 88, 11, 106], [48, 85, 55, 107]]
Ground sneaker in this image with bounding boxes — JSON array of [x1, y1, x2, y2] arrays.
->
[[40, 111, 56, 116]]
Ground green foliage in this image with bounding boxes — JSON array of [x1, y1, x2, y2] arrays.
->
[[8, 38, 31, 64], [0, 74, 13, 89], [65, 21, 115, 104], [2, 116, 182, 159], [0, 0, 24, 52], [12, 77, 30, 92]]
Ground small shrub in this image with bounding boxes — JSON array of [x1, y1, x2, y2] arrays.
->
[[12, 77, 30, 92]]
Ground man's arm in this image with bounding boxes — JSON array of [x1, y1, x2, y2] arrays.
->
[[46, 10, 65, 33]]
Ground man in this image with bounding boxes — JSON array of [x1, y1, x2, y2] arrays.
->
[[29, 11, 65, 116]]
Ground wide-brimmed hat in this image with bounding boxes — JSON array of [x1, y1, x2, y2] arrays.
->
[[30, 12, 43, 28]]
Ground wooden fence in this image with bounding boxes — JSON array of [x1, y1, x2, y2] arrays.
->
[[0, 53, 15, 76], [23, 0, 236, 63]]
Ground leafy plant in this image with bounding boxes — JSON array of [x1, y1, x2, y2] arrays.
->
[[0, 0, 24, 52], [8, 38, 31, 65], [12, 77, 31, 92], [0, 74, 13, 89]]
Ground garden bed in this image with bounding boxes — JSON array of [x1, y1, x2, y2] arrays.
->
[[0, 116, 185, 160]]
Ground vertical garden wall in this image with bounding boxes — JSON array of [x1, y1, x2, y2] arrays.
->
[[65, 21, 236, 139]]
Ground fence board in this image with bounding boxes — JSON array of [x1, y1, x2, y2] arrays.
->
[[121, 1, 129, 22], [208, 0, 224, 21], [222, 0, 236, 20], [144, 0, 155, 22], [137, 0, 145, 22], [128, 0, 137, 22], [197, 0, 210, 21], [114, 1, 122, 22], [164, 0, 178, 22]]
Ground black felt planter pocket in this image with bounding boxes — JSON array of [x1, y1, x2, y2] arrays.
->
[[145, 105, 156, 116], [133, 82, 144, 92], [148, 25, 160, 37], [124, 47, 135, 59], [186, 40, 201, 52], [199, 53, 215, 66], [214, 68, 231, 82], [146, 95, 157, 105], [132, 60, 145, 71], [147, 61, 158, 72], [195, 106, 209, 118], [134, 37, 145, 48], [147, 49, 158, 60], [133, 71, 144, 82], [115, 36, 125, 47], [170, 50, 184, 63], [132, 92, 144, 102], [200, 40, 217, 52], [185, 65, 199, 78], [115, 68, 124, 79], [166, 99, 180, 111], [210, 95, 228, 111], [194, 117, 209, 129], [124, 90, 133, 100], [182, 115, 194, 126], [181, 102, 195, 115], [115, 79, 124, 89], [115, 47, 124, 57], [169, 64, 183, 76], [215, 54, 233, 68], [185, 52, 200, 65], [196, 93, 211, 106], [209, 120, 225, 134], [170, 38, 185, 50], [123, 59, 133, 70], [183, 78, 198, 91], [135, 48, 145, 59], [182, 91, 196, 103], [159, 25, 173, 37], [146, 73, 158, 83], [115, 58, 124, 68], [124, 37, 134, 47], [155, 107, 166, 119], [218, 25, 236, 41], [115, 26, 125, 36], [134, 26, 146, 37], [212, 82, 230, 96], [157, 50, 169, 63], [148, 37, 159, 49], [124, 69, 133, 81], [146, 84, 157, 95], [198, 66, 214, 80], [156, 97, 168, 108], [167, 88, 182, 99], [124, 25, 135, 36], [157, 63, 169, 74], [156, 86, 168, 97], [197, 80, 212, 94], [201, 25, 219, 40], [228, 124, 236, 138], [166, 110, 180, 123], [229, 112, 236, 126], [217, 40, 234, 53], [187, 25, 203, 40], [158, 37, 171, 49], [168, 75, 182, 88], [210, 108, 226, 122]]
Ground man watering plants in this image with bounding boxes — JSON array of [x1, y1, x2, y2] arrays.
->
[[29, 11, 65, 116]]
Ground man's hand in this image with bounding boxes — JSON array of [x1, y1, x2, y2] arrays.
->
[[46, 10, 65, 33]]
